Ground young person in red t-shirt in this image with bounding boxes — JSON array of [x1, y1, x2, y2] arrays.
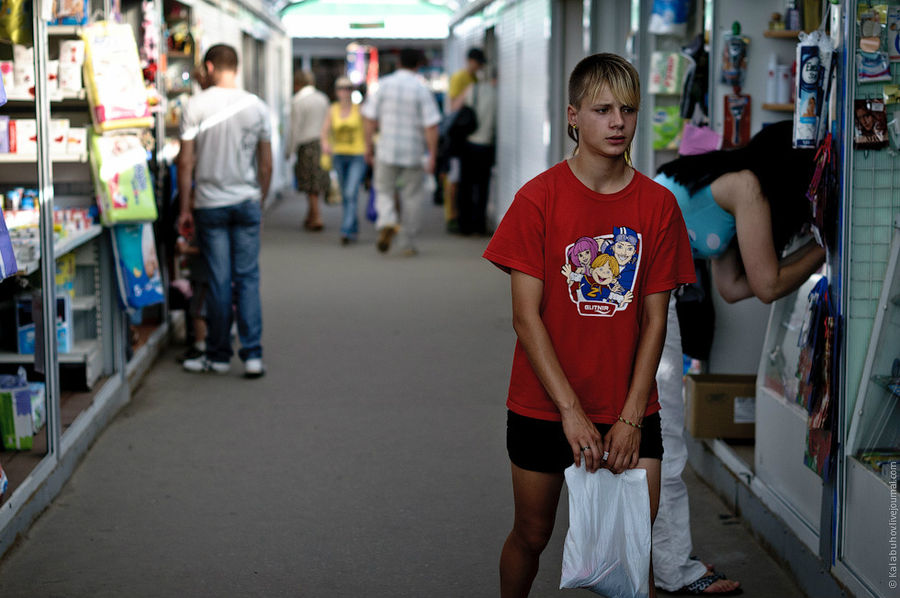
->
[[483, 53, 695, 598]]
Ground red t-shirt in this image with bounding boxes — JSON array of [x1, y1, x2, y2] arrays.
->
[[483, 161, 695, 423]]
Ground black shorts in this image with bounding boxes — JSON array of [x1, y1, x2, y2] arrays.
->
[[507, 410, 663, 474]]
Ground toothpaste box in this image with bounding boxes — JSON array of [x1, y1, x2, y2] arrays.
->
[[58, 63, 83, 94], [66, 126, 87, 156], [50, 119, 70, 156], [10, 119, 37, 154]]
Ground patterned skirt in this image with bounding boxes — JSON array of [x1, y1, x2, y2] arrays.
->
[[294, 140, 330, 195]]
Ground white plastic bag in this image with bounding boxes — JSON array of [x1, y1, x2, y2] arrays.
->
[[560, 465, 651, 598]]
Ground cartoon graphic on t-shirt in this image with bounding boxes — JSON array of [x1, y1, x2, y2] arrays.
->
[[561, 226, 641, 317], [563, 236, 600, 301]]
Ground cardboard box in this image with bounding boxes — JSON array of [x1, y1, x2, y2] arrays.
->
[[685, 374, 756, 439], [58, 63, 83, 94], [16, 294, 73, 355], [66, 126, 87, 156]]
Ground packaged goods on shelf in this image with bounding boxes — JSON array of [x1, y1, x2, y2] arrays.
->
[[9, 119, 37, 154], [49, 0, 89, 26], [0, 205, 17, 281], [0, 368, 33, 450], [59, 39, 86, 66], [649, 51, 690, 95], [50, 119, 69, 156], [0, 116, 9, 153], [0, 61, 13, 96], [58, 63, 83, 94], [81, 22, 154, 132], [15, 294, 73, 355], [29, 383, 45, 434], [66, 126, 87, 156], [89, 132, 157, 225], [56, 252, 75, 299]]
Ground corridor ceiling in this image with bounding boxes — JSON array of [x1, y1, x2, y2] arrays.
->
[[279, 0, 456, 39]]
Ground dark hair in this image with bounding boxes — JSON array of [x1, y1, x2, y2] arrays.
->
[[467, 47, 486, 64], [656, 120, 816, 254], [204, 44, 239, 71], [399, 48, 425, 70]]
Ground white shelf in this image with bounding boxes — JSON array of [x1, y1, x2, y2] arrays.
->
[[71, 295, 97, 311], [47, 25, 83, 36], [0, 153, 89, 164], [0, 338, 99, 365], [16, 225, 102, 275], [4, 90, 87, 102]]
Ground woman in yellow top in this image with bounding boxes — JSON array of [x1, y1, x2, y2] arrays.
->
[[321, 77, 367, 245]]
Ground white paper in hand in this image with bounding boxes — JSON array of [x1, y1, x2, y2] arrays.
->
[[560, 465, 651, 598]]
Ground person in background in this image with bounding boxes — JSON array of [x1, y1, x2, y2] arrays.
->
[[650, 120, 823, 595], [321, 76, 367, 246], [484, 53, 695, 598], [444, 47, 486, 233], [177, 44, 272, 379], [361, 48, 441, 256], [455, 65, 497, 236], [286, 70, 330, 231]]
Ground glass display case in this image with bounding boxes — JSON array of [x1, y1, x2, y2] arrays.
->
[[840, 216, 900, 598], [754, 272, 824, 551]]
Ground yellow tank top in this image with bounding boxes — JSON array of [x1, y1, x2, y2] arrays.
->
[[329, 103, 365, 156]]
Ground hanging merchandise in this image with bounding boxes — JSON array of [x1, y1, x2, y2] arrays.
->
[[0, 206, 18, 281], [81, 22, 154, 132], [648, 0, 692, 36], [679, 122, 722, 155], [793, 30, 834, 148], [652, 106, 683, 150], [111, 223, 164, 310], [888, 6, 900, 62], [0, 0, 32, 45], [794, 277, 837, 479], [722, 94, 751, 149], [0, 62, 6, 107], [89, 132, 158, 225], [854, 99, 890, 149], [806, 132, 838, 247], [679, 34, 710, 119], [49, 0, 89, 26], [720, 22, 749, 90], [649, 51, 691, 95]]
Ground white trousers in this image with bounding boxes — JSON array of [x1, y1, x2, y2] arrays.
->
[[373, 161, 425, 248], [652, 297, 708, 591]]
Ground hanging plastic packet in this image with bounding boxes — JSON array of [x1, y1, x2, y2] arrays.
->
[[720, 22, 749, 89], [888, 7, 900, 62], [854, 99, 889, 150], [857, 50, 892, 82], [723, 94, 751, 148], [648, 0, 691, 36], [888, 117, 900, 152], [0, 66, 6, 108], [793, 31, 833, 148]]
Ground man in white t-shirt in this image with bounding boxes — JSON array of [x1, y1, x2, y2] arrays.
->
[[361, 48, 441, 255], [176, 44, 272, 378]]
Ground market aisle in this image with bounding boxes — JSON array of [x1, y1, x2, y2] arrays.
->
[[0, 194, 804, 597]]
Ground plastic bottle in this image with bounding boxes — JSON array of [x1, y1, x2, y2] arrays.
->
[[785, 0, 801, 31]]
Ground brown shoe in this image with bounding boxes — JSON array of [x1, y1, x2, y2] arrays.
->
[[376, 226, 397, 253]]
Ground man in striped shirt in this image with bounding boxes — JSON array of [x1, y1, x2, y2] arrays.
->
[[362, 48, 441, 256]]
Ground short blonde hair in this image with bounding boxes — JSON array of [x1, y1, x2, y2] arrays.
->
[[567, 53, 641, 161]]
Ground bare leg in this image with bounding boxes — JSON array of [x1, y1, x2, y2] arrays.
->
[[306, 193, 323, 229], [194, 317, 207, 344], [637, 458, 662, 598], [500, 464, 564, 598]]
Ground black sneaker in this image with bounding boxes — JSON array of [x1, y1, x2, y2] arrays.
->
[[177, 346, 205, 363]]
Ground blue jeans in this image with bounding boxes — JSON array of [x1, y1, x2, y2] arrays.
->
[[194, 200, 263, 362], [332, 154, 367, 238]]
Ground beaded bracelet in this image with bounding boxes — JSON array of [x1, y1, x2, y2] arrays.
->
[[618, 415, 643, 429]]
